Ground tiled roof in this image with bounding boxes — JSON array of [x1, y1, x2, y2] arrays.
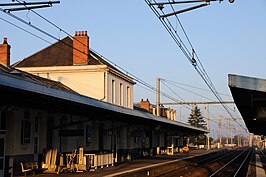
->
[[12, 36, 123, 73], [13, 37, 73, 67]]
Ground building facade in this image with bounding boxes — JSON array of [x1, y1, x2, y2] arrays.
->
[[14, 31, 135, 109], [138, 99, 176, 121], [0, 36, 208, 176]]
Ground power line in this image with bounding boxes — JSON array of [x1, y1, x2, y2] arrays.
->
[[2, 1, 242, 131], [3, 1, 241, 128], [162, 79, 240, 115], [164, 79, 231, 97], [161, 80, 186, 102], [145, 0, 245, 129], [0, 17, 51, 44], [8, 1, 189, 105], [161, 78, 239, 117], [0, 4, 190, 110], [163, 80, 217, 101], [161, 81, 191, 110]]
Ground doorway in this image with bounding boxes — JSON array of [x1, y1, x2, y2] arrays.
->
[[0, 135, 5, 177], [0, 111, 7, 177]]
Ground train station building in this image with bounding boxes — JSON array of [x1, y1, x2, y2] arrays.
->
[[0, 33, 207, 176]]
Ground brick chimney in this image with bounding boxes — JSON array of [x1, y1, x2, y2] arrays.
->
[[73, 31, 89, 65], [0, 38, 11, 67], [140, 99, 151, 111]]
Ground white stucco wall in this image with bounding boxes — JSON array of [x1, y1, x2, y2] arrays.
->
[[107, 73, 134, 109], [17, 65, 134, 109], [19, 66, 106, 101]]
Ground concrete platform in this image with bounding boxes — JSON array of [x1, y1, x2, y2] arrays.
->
[[15, 149, 211, 177], [255, 150, 266, 177]]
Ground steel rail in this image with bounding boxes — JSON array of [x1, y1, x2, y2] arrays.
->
[[199, 149, 239, 166], [162, 149, 239, 177], [260, 149, 266, 158], [209, 148, 251, 177], [233, 148, 253, 177]]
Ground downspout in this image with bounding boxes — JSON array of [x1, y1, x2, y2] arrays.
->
[[100, 72, 106, 101]]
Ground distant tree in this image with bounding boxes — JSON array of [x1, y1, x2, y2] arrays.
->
[[188, 105, 206, 128], [188, 105, 207, 146]]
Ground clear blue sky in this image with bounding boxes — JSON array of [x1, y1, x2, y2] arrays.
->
[[1, 0, 265, 137]]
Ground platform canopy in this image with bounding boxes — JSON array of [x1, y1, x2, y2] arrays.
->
[[228, 74, 266, 135], [0, 66, 208, 135]]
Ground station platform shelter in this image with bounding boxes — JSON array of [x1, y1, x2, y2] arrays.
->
[[0, 65, 207, 176]]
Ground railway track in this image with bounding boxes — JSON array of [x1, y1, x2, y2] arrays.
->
[[210, 147, 252, 177], [160, 147, 253, 177]]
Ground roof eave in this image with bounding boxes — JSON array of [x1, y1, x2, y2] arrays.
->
[[0, 72, 207, 134]]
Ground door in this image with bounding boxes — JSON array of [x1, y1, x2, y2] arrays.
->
[[0, 135, 5, 177], [0, 111, 7, 176]]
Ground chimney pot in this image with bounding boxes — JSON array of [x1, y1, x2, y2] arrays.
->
[[85, 31, 87, 36], [3, 37, 7, 44], [73, 31, 89, 65], [0, 37, 10, 67]]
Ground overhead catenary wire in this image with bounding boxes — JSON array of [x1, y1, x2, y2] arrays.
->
[[163, 79, 217, 101], [1, 1, 246, 130], [161, 81, 191, 110], [162, 79, 239, 114], [0, 17, 105, 70], [161, 80, 187, 102], [0, 16, 51, 44], [164, 79, 232, 97], [0, 4, 192, 111], [145, 0, 246, 130]]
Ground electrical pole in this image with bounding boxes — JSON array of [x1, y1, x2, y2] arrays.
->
[[156, 78, 160, 117], [219, 121, 222, 147], [160, 100, 239, 149], [205, 104, 210, 150], [239, 128, 242, 147], [230, 123, 233, 145], [226, 120, 228, 146]]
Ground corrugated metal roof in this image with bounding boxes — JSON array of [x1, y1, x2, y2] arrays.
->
[[229, 74, 266, 92], [228, 74, 266, 135]]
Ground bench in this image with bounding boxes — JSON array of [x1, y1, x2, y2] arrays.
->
[[20, 162, 31, 177]]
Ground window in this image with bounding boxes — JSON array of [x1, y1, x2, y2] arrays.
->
[[86, 126, 92, 144], [24, 110, 30, 119], [111, 80, 115, 104], [34, 137, 38, 153], [0, 138, 3, 157], [21, 121, 31, 144], [127, 86, 131, 108], [0, 112, 6, 130], [119, 83, 123, 106], [0, 138, 3, 170], [34, 115, 39, 133]]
